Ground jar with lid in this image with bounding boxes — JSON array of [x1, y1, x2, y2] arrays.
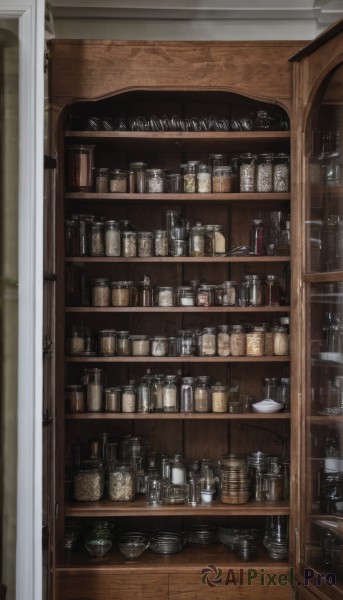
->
[[77, 214, 94, 257], [265, 274, 281, 306], [109, 168, 127, 193], [276, 378, 290, 410], [222, 281, 238, 306], [250, 218, 266, 255], [121, 385, 136, 412], [230, 325, 246, 356], [128, 161, 147, 193], [67, 323, 85, 355], [66, 384, 85, 413], [256, 154, 273, 193], [146, 168, 164, 193], [104, 387, 121, 412], [165, 173, 182, 193], [204, 224, 226, 256], [139, 275, 152, 307], [189, 223, 205, 256], [92, 278, 110, 307], [95, 167, 110, 193], [163, 209, 181, 231], [170, 239, 187, 257], [209, 153, 226, 170], [197, 164, 212, 193], [115, 331, 131, 356], [104, 220, 121, 256], [151, 374, 164, 412], [214, 285, 224, 305], [98, 329, 116, 356], [196, 285, 215, 307], [121, 231, 137, 257], [137, 231, 153, 257], [212, 166, 231, 193], [108, 463, 136, 501], [154, 285, 175, 307], [273, 154, 290, 192], [110, 281, 130, 307], [199, 327, 217, 356], [90, 221, 105, 256], [194, 377, 211, 412], [73, 462, 104, 501], [154, 230, 169, 256], [137, 378, 151, 413], [183, 163, 197, 193], [273, 326, 289, 356], [246, 326, 266, 357], [217, 325, 230, 356], [177, 286, 195, 307], [211, 385, 228, 413], [131, 335, 150, 356], [65, 220, 78, 256], [170, 454, 186, 484], [87, 368, 104, 412], [240, 153, 257, 192], [168, 336, 181, 356], [179, 330, 195, 356], [66, 144, 95, 192], [255, 110, 274, 130], [150, 336, 168, 357], [245, 274, 264, 306], [162, 375, 179, 412], [263, 378, 280, 400], [180, 377, 195, 412], [263, 473, 284, 502]]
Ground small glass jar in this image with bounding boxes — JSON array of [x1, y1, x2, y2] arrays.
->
[[151, 374, 165, 412], [146, 168, 164, 193], [90, 221, 105, 257], [211, 385, 228, 413], [197, 164, 212, 193], [250, 218, 266, 255], [109, 168, 127, 193], [217, 325, 230, 356], [170, 454, 186, 484], [131, 335, 150, 356], [108, 463, 136, 501], [163, 209, 181, 231], [166, 173, 182, 193], [139, 275, 152, 307], [170, 239, 187, 257], [104, 387, 121, 412], [121, 231, 137, 257], [154, 230, 169, 256], [177, 286, 195, 307], [66, 144, 95, 192], [95, 167, 110, 193], [74, 463, 104, 501], [179, 330, 195, 356], [204, 224, 226, 256], [273, 153, 290, 192], [77, 214, 94, 257], [194, 377, 211, 412], [67, 324, 85, 355], [189, 224, 205, 256], [162, 375, 179, 412], [111, 281, 130, 307], [257, 154, 273, 193], [150, 336, 168, 357], [92, 278, 110, 307], [212, 166, 231, 192], [87, 368, 104, 412], [183, 164, 197, 193], [121, 385, 136, 412], [128, 161, 147, 193], [104, 220, 121, 256], [168, 336, 181, 356], [137, 231, 154, 257], [222, 281, 238, 306], [246, 326, 265, 357], [199, 327, 217, 356], [196, 285, 215, 307], [230, 325, 246, 356], [137, 379, 151, 413], [66, 384, 85, 413], [240, 153, 257, 192], [209, 153, 226, 170], [214, 285, 224, 305], [265, 274, 281, 306], [154, 286, 175, 307], [65, 220, 78, 257], [115, 331, 131, 356], [180, 377, 195, 412], [245, 274, 264, 306], [98, 329, 116, 356], [273, 326, 290, 356]]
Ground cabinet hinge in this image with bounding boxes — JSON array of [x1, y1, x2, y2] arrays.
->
[[43, 336, 54, 356]]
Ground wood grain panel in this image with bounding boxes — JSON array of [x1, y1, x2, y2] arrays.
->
[[55, 572, 168, 600]]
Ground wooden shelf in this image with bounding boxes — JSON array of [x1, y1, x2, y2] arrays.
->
[[307, 415, 343, 424], [65, 256, 291, 263], [65, 192, 290, 203], [66, 411, 290, 421], [65, 306, 291, 314], [304, 271, 343, 284], [65, 497, 290, 518], [65, 130, 290, 142], [65, 355, 290, 363]]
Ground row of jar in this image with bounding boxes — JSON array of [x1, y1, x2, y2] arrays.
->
[[66, 147, 290, 194], [90, 275, 284, 308], [67, 324, 290, 358]]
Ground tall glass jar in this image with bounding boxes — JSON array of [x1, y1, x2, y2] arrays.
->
[[66, 144, 95, 192], [257, 153, 273, 193], [245, 274, 264, 306], [151, 374, 165, 412], [146, 168, 164, 193], [66, 384, 85, 413], [95, 167, 110, 193], [139, 275, 152, 307], [180, 377, 195, 412], [230, 325, 246, 356], [197, 164, 212, 193], [239, 153, 257, 192], [121, 231, 137, 257], [90, 221, 105, 256], [246, 326, 265, 357], [273, 153, 290, 192], [87, 368, 104, 412], [170, 454, 186, 484], [189, 223, 205, 256], [154, 230, 169, 256], [104, 220, 121, 256], [273, 326, 290, 356], [264, 274, 281, 306], [98, 329, 116, 357], [92, 278, 110, 307], [250, 218, 266, 255], [111, 281, 130, 307], [183, 164, 197, 193], [65, 220, 78, 257], [179, 330, 195, 356], [67, 324, 85, 355], [137, 231, 153, 257], [104, 387, 121, 412], [128, 161, 147, 193], [194, 377, 211, 413], [222, 281, 238, 306], [121, 385, 136, 412], [116, 331, 131, 356], [108, 463, 136, 501], [199, 327, 217, 356], [217, 325, 230, 356], [137, 379, 151, 413], [211, 385, 228, 413], [212, 166, 231, 192], [162, 375, 179, 412]]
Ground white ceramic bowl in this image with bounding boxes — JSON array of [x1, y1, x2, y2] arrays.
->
[[251, 399, 284, 414]]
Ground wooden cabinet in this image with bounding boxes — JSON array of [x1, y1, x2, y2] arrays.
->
[[46, 38, 306, 600]]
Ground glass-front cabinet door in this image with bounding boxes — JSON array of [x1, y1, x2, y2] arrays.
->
[[292, 20, 343, 600]]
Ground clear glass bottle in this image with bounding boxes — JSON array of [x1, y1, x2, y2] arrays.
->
[[137, 379, 151, 413], [121, 231, 137, 257], [98, 329, 116, 356], [105, 220, 121, 257], [257, 153, 273, 193], [212, 165, 231, 192], [137, 231, 154, 257], [180, 376, 195, 412], [146, 168, 164, 193], [109, 168, 128, 193], [87, 368, 104, 412], [65, 219, 78, 257], [162, 375, 179, 412], [151, 374, 165, 412], [154, 230, 169, 256], [90, 221, 105, 257], [240, 153, 257, 192]]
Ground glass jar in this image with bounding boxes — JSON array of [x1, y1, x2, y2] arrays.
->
[[109, 168, 128, 193], [98, 329, 116, 356], [128, 161, 147, 193], [66, 384, 85, 413], [137, 379, 151, 413], [151, 374, 164, 412], [67, 324, 85, 355], [162, 375, 179, 412], [222, 281, 238, 306], [115, 331, 131, 356], [265, 274, 281, 306], [77, 214, 94, 257], [204, 224, 226, 256], [197, 164, 212, 193], [110, 281, 130, 307], [246, 326, 265, 357], [240, 153, 257, 192], [146, 168, 164, 193], [189, 223, 205, 256], [273, 326, 290, 356], [245, 274, 264, 306], [194, 377, 211, 413], [166, 173, 182, 193], [230, 325, 246, 356], [180, 377, 195, 412], [273, 153, 290, 192], [137, 231, 154, 257], [168, 336, 181, 356], [65, 220, 78, 257], [214, 285, 224, 305], [139, 275, 152, 307], [163, 209, 181, 231], [121, 385, 136, 412], [108, 463, 136, 501], [74, 463, 104, 501], [104, 220, 121, 257], [170, 454, 186, 484], [211, 385, 228, 413], [121, 231, 137, 257], [154, 230, 169, 256], [263, 378, 280, 400], [257, 154, 273, 193], [212, 166, 231, 192], [150, 336, 168, 357], [92, 278, 110, 307], [87, 368, 104, 412], [131, 335, 150, 356], [183, 164, 197, 193], [154, 286, 175, 307], [196, 285, 215, 307], [170, 239, 187, 257], [250, 218, 266, 255], [199, 327, 217, 356], [217, 325, 230, 356], [95, 167, 110, 193], [90, 221, 105, 257], [265, 328, 275, 356], [104, 387, 121, 412], [179, 330, 195, 356], [66, 144, 95, 192], [277, 378, 290, 411], [209, 153, 226, 169]]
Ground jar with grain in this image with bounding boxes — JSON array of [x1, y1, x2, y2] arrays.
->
[[230, 324, 246, 356], [73, 462, 104, 502], [217, 325, 230, 356], [131, 335, 150, 356], [222, 281, 238, 306], [111, 281, 130, 307], [199, 327, 217, 356], [146, 168, 164, 193], [204, 224, 226, 256], [115, 331, 131, 356], [212, 166, 231, 192], [197, 164, 212, 193], [246, 326, 265, 357], [196, 285, 215, 307], [66, 144, 95, 192], [151, 336, 168, 357], [109, 168, 127, 193], [121, 384, 136, 412], [273, 326, 289, 356], [264, 327, 274, 356], [105, 220, 121, 257], [257, 154, 273, 193], [128, 161, 147, 193], [108, 463, 136, 501], [95, 167, 110, 193], [121, 231, 137, 257], [273, 153, 290, 192], [137, 231, 153, 257], [87, 368, 104, 412], [240, 153, 257, 192], [154, 230, 169, 256], [180, 377, 195, 412], [154, 286, 175, 307], [92, 278, 110, 307], [163, 375, 179, 412], [183, 164, 197, 193], [194, 377, 211, 413], [90, 221, 105, 256], [137, 379, 151, 413], [211, 385, 228, 413], [98, 330, 116, 357], [104, 387, 121, 412], [67, 324, 85, 355], [66, 384, 85, 413]]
